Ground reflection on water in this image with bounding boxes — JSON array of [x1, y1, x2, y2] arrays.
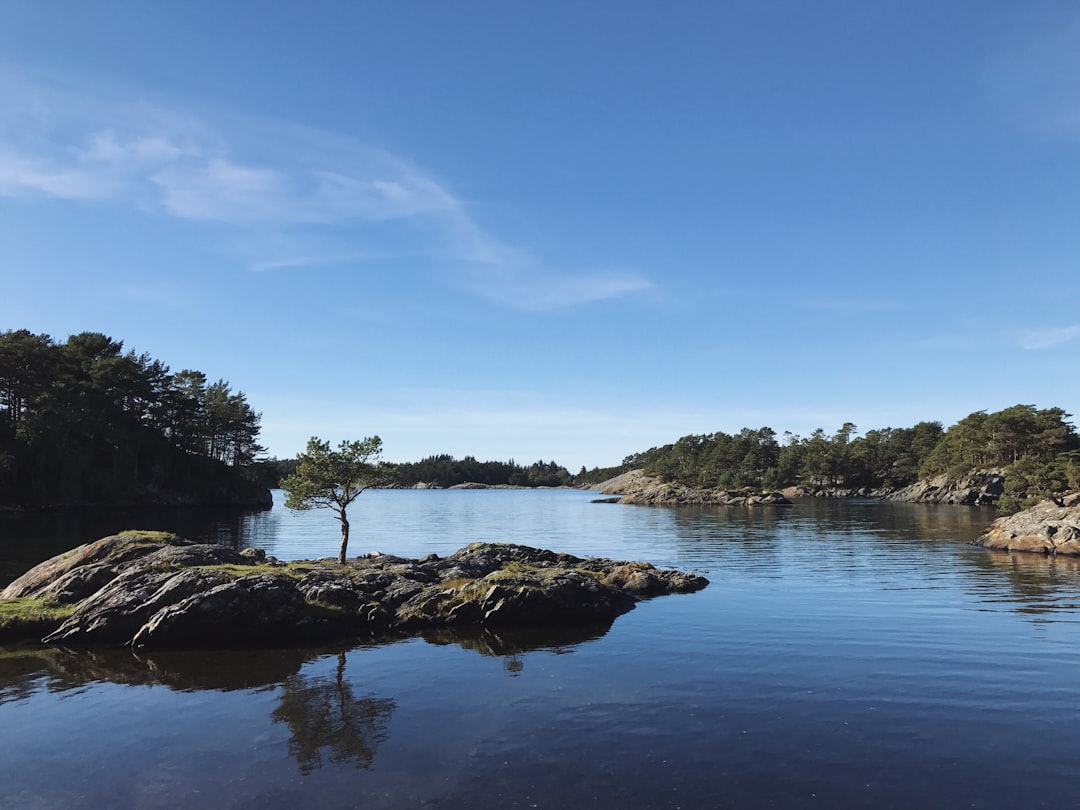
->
[[0, 620, 599, 704], [965, 549, 1080, 616], [0, 646, 324, 702], [419, 622, 612, 660], [0, 621, 618, 784], [273, 652, 396, 775]]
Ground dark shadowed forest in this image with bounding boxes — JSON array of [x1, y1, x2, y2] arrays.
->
[[0, 329, 267, 509]]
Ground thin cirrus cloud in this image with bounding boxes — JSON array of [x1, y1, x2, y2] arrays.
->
[[1017, 324, 1080, 350], [0, 68, 653, 310]]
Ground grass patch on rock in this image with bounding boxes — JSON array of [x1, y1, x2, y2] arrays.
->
[[0, 598, 76, 625], [0, 598, 77, 641], [117, 530, 178, 542], [191, 562, 314, 579]]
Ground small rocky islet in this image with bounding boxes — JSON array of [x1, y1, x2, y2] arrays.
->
[[0, 532, 709, 648]]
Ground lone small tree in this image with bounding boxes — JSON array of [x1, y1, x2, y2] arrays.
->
[[282, 436, 393, 563]]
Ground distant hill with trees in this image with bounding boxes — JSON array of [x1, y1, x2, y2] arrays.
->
[[0, 329, 270, 511], [579, 405, 1080, 512], [158, 447, 574, 492], [393, 455, 572, 488]]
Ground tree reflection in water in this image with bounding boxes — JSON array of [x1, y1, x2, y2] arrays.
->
[[271, 652, 396, 775]]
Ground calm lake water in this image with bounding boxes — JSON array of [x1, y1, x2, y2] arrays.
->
[[3, 490, 1080, 809]]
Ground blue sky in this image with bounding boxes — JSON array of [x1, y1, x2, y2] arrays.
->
[[1, 1, 1078, 470]]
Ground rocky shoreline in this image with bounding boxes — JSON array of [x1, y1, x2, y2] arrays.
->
[[973, 494, 1080, 555], [594, 470, 791, 506], [595, 469, 1008, 507], [0, 532, 708, 648]]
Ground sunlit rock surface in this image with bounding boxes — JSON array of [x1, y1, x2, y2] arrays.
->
[[595, 469, 790, 506], [975, 498, 1080, 555]]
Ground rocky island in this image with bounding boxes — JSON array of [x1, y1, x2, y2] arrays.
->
[[0, 532, 708, 648]]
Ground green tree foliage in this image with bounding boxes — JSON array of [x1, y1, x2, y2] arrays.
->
[[250, 456, 299, 489], [916, 406, 1077, 479], [394, 455, 572, 488], [575, 463, 633, 486], [633, 427, 784, 491], [619, 405, 1077, 504], [282, 436, 395, 563], [997, 455, 1071, 514], [0, 329, 265, 509]]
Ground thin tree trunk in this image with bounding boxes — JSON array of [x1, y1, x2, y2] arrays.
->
[[338, 512, 350, 564]]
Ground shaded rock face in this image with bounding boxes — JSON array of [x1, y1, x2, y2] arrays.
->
[[975, 501, 1080, 555], [886, 471, 1005, 506], [1, 535, 709, 649], [130, 574, 309, 649], [595, 470, 791, 507]]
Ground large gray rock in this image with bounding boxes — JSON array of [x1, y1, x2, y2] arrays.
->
[[975, 501, 1080, 555], [43, 567, 236, 646], [2, 536, 709, 649], [888, 470, 1005, 506], [2, 532, 182, 600], [394, 566, 634, 629], [2, 533, 249, 601], [130, 574, 309, 649], [594, 469, 791, 507]]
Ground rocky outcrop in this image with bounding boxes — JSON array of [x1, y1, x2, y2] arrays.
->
[[1, 533, 708, 649], [595, 470, 790, 507], [974, 498, 1080, 555], [780, 485, 894, 499], [885, 470, 1005, 505], [777, 471, 1006, 505]]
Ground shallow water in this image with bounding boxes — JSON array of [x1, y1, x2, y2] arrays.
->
[[2, 490, 1080, 808]]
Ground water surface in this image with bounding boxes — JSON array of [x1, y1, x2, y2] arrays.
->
[[2, 491, 1079, 808]]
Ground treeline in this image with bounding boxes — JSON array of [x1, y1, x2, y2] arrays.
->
[[253, 453, 572, 490], [394, 455, 573, 488], [583, 405, 1080, 510], [0, 329, 268, 509]]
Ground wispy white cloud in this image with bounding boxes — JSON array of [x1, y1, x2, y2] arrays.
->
[[249, 252, 416, 273], [439, 213, 654, 309], [0, 148, 121, 199], [467, 266, 655, 310], [1017, 324, 1080, 350], [0, 66, 653, 310]]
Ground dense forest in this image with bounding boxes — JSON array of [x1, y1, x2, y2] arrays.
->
[[392, 455, 572, 488], [257, 454, 573, 490], [581, 405, 1080, 511], [0, 329, 269, 510]]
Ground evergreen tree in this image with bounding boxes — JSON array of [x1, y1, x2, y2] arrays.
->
[[282, 437, 395, 563]]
